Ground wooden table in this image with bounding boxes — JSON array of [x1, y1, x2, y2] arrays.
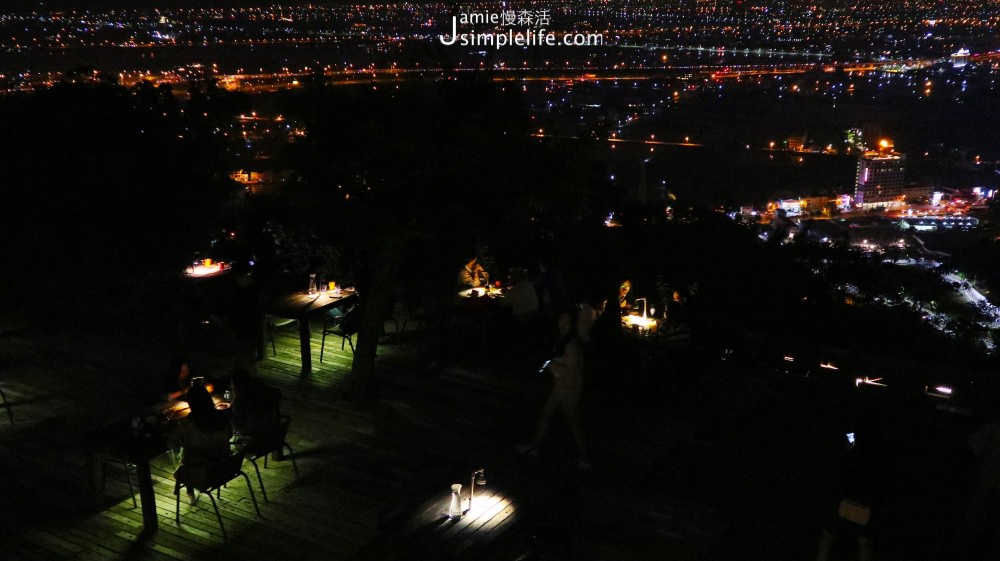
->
[[88, 415, 172, 532], [456, 286, 504, 299], [183, 262, 231, 278], [265, 288, 358, 375], [621, 314, 660, 337], [89, 393, 232, 532]]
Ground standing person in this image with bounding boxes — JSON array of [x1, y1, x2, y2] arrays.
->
[[168, 384, 232, 504], [518, 312, 590, 470]]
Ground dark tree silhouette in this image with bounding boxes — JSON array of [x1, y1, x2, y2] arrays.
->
[[276, 78, 599, 398], [0, 81, 242, 303]]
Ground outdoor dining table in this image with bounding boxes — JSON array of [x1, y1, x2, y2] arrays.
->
[[621, 313, 660, 337], [88, 393, 231, 532], [89, 411, 172, 531], [456, 286, 504, 299], [265, 288, 358, 376]]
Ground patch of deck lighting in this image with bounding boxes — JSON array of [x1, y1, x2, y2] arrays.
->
[[855, 377, 887, 387], [925, 385, 953, 398]]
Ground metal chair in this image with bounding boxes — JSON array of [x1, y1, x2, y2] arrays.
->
[[266, 315, 297, 356], [400, 292, 436, 333], [102, 459, 137, 507], [320, 304, 361, 359], [239, 415, 299, 502], [383, 300, 400, 334], [174, 447, 261, 541], [401, 306, 428, 333], [0, 385, 12, 425]]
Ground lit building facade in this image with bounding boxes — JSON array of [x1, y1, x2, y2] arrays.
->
[[951, 48, 970, 68], [855, 148, 906, 210]]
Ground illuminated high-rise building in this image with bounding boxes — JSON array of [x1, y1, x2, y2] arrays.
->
[[854, 140, 906, 210]]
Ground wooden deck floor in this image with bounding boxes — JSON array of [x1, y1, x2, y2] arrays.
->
[[0, 307, 976, 560]]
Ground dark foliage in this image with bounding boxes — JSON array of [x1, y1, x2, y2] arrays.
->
[[0, 82, 242, 296], [273, 78, 601, 293]]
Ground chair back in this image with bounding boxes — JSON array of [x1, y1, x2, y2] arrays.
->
[[267, 314, 297, 329], [259, 385, 282, 418], [322, 304, 348, 327], [337, 305, 363, 336], [204, 449, 248, 490], [243, 416, 291, 459]]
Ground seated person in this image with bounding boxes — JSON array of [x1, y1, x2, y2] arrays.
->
[[500, 267, 539, 321], [457, 257, 490, 290], [168, 383, 232, 504], [230, 369, 282, 438], [159, 356, 192, 403], [618, 280, 634, 313], [666, 290, 689, 330]]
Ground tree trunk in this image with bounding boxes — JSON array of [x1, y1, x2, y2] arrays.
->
[[348, 234, 403, 400]]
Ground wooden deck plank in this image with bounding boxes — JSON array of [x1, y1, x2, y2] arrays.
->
[[0, 308, 770, 561]]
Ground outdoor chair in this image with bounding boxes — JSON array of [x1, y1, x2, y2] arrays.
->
[[102, 459, 138, 508], [266, 315, 297, 356], [174, 447, 261, 541], [401, 306, 429, 333], [0, 385, 12, 424], [320, 304, 361, 359], [383, 298, 400, 334], [401, 293, 438, 333], [238, 415, 299, 502]]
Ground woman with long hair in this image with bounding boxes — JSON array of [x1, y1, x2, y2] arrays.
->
[[168, 384, 232, 504]]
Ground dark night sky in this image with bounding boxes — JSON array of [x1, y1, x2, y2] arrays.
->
[[7, 0, 355, 7], [5, 1, 313, 10]]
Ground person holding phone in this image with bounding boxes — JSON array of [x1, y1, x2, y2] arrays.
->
[[517, 312, 590, 470]]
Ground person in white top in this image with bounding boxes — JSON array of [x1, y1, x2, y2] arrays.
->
[[500, 267, 539, 321]]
